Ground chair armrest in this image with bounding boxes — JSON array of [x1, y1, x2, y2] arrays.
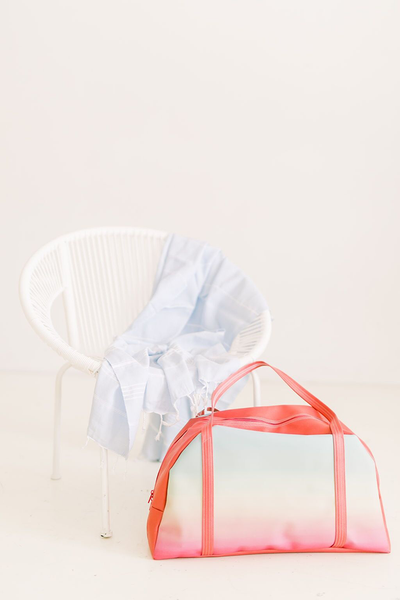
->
[[230, 309, 272, 366], [19, 263, 102, 376]]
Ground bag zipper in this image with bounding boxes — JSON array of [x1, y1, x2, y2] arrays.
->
[[215, 413, 325, 428]]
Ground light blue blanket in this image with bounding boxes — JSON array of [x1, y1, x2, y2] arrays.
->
[[87, 234, 268, 460]]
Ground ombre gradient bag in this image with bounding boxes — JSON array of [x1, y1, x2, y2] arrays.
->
[[147, 362, 390, 559]]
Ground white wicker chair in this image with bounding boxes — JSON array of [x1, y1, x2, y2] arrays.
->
[[19, 227, 272, 538]]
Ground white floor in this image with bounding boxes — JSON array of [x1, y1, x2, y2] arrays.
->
[[1, 370, 399, 600]]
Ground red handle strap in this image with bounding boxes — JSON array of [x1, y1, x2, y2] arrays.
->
[[212, 361, 341, 429], [210, 361, 347, 548]]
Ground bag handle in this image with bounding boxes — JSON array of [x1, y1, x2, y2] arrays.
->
[[212, 360, 341, 430], [211, 360, 347, 548]]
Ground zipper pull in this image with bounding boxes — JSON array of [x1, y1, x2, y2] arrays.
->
[[148, 489, 154, 504]]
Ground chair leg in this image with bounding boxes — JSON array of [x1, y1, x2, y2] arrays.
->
[[100, 447, 112, 538], [251, 370, 261, 407], [51, 362, 71, 480]]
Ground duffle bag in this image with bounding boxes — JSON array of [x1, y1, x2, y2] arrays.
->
[[147, 361, 390, 559]]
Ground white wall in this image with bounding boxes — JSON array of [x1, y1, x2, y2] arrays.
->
[[1, 1, 399, 383]]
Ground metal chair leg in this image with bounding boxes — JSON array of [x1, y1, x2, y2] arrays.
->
[[100, 446, 112, 538], [251, 370, 261, 407], [51, 362, 71, 480]]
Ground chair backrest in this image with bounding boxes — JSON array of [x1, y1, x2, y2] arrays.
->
[[20, 227, 168, 360]]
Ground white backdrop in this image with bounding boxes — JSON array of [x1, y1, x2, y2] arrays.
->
[[1, 1, 399, 383]]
